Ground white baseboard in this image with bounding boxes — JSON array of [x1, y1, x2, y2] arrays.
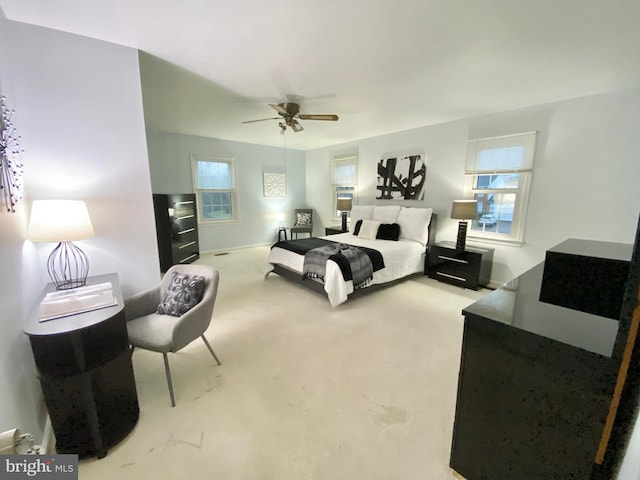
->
[[41, 415, 55, 454], [200, 242, 271, 255]]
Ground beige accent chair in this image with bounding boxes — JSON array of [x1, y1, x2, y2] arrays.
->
[[124, 264, 221, 407]]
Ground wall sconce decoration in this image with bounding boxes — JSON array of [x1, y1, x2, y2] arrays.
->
[[0, 96, 24, 212], [28, 200, 96, 290]]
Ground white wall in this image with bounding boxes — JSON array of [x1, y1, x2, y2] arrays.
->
[[0, 203, 43, 442], [307, 87, 640, 286], [0, 15, 160, 441], [0, 9, 49, 445], [146, 130, 307, 251]]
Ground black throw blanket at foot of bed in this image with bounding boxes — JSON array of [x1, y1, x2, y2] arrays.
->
[[272, 238, 385, 287]]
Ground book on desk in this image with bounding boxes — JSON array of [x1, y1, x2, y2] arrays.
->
[[37, 282, 117, 322]]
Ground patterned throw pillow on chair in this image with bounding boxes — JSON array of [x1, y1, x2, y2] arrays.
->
[[157, 272, 205, 317], [296, 212, 312, 226]]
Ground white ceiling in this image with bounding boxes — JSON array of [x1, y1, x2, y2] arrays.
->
[[2, 0, 640, 150]]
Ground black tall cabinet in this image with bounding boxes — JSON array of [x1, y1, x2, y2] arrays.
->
[[152, 193, 200, 272]]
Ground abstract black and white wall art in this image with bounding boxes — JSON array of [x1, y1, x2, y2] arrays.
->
[[376, 154, 425, 200]]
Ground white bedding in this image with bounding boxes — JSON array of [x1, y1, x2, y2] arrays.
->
[[265, 233, 425, 307]]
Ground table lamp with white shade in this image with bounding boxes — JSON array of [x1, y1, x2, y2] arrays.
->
[[28, 199, 95, 290]]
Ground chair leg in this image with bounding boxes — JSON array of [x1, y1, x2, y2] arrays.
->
[[162, 352, 176, 407], [201, 335, 221, 366]]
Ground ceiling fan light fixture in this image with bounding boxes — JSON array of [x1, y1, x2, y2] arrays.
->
[[288, 118, 301, 132], [242, 102, 338, 134]]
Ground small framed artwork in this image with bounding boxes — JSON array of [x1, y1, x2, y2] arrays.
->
[[263, 172, 286, 198]]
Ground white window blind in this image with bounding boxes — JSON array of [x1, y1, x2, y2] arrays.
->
[[331, 156, 358, 220], [466, 132, 537, 173], [332, 157, 357, 185], [195, 159, 234, 189]]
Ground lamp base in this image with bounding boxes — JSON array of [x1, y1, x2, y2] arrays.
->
[[456, 221, 468, 251], [47, 241, 90, 290], [341, 212, 348, 232]]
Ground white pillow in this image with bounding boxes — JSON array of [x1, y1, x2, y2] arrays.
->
[[397, 207, 433, 246], [349, 205, 374, 233], [371, 205, 401, 224], [357, 219, 381, 240]]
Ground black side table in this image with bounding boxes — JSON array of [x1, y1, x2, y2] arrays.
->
[[23, 273, 139, 458], [276, 227, 288, 241], [427, 241, 494, 290]]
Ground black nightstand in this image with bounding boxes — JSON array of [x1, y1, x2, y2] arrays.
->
[[325, 226, 344, 235], [427, 241, 494, 290]]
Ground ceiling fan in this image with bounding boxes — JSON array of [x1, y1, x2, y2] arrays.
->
[[242, 102, 339, 134]]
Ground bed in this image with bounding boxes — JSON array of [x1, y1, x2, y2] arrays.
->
[[265, 205, 437, 307]]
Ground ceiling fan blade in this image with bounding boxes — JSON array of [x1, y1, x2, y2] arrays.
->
[[241, 117, 279, 124], [298, 114, 339, 121], [291, 119, 304, 133], [269, 103, 290, 116]]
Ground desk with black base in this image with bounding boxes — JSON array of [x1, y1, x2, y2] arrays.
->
[[23, 273, 139, 459]]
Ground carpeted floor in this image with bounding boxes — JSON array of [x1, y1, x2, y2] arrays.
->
[[78, 245, 487, 479]]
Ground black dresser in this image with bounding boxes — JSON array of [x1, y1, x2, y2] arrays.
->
[[153, 193, 200, 272], [450, 239, 633, 479]]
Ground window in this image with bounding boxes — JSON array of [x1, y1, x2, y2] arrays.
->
[[464, 132, 537, 244], [331, 156, 358, 219], [190, 155, 237, 222]]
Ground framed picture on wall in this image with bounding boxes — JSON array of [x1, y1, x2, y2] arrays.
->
[[376, 154, 426, 200], [263, 172, 286, 198]]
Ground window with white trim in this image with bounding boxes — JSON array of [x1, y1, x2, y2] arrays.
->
[[331, 156, 357, 219], [190, 154, 237, 222], [464, 132, 537, 244]]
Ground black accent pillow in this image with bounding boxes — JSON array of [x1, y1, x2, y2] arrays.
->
[[376, 223, 401, 241], [353, 219, 363, 235], [157, 272, 205, 317]]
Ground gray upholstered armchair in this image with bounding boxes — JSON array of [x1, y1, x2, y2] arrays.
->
[[124, 264, 221, 407], [290, 208, 313, 239]]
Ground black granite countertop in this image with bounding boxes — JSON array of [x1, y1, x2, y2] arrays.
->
[[548, 238, 633, 261], [462, 262, 619, 357]]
